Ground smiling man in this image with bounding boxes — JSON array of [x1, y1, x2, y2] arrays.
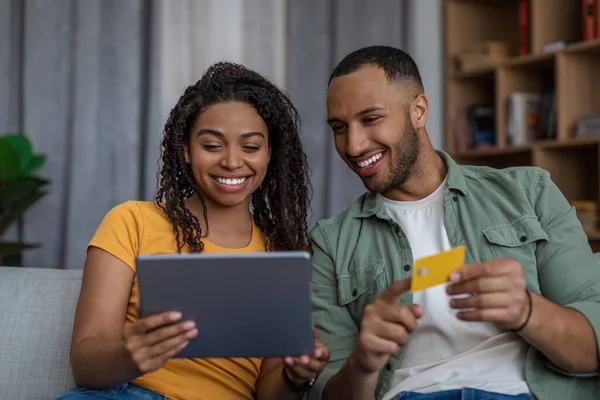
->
[[307, 46, 600, 400]]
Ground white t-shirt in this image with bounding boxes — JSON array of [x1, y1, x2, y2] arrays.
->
[[381, 176, 530, 399]]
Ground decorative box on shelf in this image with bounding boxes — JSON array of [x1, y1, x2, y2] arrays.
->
[[453, 41, 510, 73]]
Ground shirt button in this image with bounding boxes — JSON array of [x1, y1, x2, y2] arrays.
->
[[352, 288, 358, 297], [519, 235, 527, 243], [403, 264, 411, 272], [452, 196, 458, 202]]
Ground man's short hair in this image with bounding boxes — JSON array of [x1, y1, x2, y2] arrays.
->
[[329, 45, 424, 90]]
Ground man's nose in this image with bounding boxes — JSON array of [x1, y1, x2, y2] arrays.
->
[[346, 127, 370, 158]]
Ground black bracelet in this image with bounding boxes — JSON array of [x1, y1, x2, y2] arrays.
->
[[282, 366, 312, 392], [512, 289, 533, 333]]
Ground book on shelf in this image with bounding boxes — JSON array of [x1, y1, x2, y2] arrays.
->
[[506, 92, 541, 146], [576, 113, 600, 137], [582, 0, 598, 40]]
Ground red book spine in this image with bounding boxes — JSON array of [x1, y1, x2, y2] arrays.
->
[[582, 0, 598, 40], [519, 0, 530, 55]]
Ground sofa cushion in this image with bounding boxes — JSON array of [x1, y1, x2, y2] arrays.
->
[[0, 267, 82, 400]]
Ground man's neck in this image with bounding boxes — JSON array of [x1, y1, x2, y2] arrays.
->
[[383, 149, 447, 202]]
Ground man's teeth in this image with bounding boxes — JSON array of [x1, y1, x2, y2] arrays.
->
[[357, 153, 383, 168], [215, 177, 248, 185]]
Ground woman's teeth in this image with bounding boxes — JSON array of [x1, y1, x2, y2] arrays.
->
[[357, 153, 383, 168], [215, 177, 248, 186]]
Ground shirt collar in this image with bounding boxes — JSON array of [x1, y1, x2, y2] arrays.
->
[[356, 150, 467, 219]]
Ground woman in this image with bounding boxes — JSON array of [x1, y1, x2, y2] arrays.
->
[[56, 62, 329, 400]]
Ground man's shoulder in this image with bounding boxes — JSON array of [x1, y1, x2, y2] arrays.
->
[[460, 163, 548, 194], [310, 193, 369, 249]]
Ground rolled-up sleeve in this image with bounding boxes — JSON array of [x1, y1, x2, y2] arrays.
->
[[306, 223, 360, 399], [533, 168, 600, 375]]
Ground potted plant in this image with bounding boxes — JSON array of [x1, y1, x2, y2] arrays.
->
[[0, 133, 49, 266]]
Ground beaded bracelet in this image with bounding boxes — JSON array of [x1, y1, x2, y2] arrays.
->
[[513, 289, 533, 333]]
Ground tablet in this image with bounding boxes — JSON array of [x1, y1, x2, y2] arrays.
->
[[136, 251, 314, 359]]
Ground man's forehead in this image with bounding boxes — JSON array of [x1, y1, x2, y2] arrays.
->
[[327, 67, 401, 116]]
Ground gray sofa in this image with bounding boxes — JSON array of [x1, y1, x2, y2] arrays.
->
[[2, 255, 600, 399], [0, 267, 81, 400]]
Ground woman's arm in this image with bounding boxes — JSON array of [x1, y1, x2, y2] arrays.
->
[[256, 331, 330, 400], [69, 247, 196, 389]]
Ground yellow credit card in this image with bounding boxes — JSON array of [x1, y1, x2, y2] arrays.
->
[[410, 246, 466, 292]]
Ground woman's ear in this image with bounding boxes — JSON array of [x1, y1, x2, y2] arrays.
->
[[184, 144, 190, 164]]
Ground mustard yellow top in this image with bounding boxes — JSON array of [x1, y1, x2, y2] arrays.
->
[[88, 200, 264, 400]]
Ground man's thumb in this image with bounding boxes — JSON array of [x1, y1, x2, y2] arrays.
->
[[379, 278, 411, 302]]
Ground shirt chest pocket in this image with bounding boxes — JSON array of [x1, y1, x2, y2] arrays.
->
[[481, 216, 549, 291], [336, 259, 387, 321]]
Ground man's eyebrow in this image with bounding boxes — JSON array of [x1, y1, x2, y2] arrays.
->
[[356, 106, 385, 117], [327, 106, 386, 125]]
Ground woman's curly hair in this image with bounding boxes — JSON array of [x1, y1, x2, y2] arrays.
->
[[155, 61, 310, 253]]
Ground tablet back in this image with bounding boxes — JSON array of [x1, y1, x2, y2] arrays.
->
[[136, 251, 314, 359]]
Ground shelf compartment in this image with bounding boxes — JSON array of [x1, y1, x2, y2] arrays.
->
[[533, 142, 600, 204], [556, 47, 600, 141]]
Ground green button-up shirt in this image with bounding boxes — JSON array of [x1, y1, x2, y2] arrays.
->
[[307, 151, 600, 400]]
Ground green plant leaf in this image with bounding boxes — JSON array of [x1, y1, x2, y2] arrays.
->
[[0, 176, 49, 212], [2, 251, 23, 266], [2, 134, 33, 173], [0, 189, 47, 233], [0, 137, 20, 181], [0, 242, 36, 258], [22, 154, 47, 175]]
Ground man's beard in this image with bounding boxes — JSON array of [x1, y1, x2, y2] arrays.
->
[[368, 118, 420, 194]]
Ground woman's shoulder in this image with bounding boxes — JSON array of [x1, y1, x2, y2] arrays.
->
[[104, 200, 165, 220]]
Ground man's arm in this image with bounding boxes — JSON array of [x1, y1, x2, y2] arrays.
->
[[528, 169, 600, 373], [448, 169, 600, 375], [308, 224, 422, 400], [306, 224, 375, 400]]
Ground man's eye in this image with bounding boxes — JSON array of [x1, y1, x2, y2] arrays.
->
[[364, 116, 380, 124]]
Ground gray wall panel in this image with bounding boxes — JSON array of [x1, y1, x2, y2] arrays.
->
[[0, 0, 23, 243], [327, 0, 405, 217], [21, 0, 74, 268], [286, 0, 333, 226]]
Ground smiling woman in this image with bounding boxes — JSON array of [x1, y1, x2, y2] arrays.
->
[[54, 62, 330, 400]]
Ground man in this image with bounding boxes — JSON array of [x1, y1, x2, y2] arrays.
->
[[307, 45, 600, 400]]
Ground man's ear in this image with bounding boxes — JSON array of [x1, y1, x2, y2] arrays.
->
[[184, 144, 190, 164], [411, 93, 429, 129]]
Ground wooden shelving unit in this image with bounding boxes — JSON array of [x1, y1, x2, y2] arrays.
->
[[444, 0, 600, 251]]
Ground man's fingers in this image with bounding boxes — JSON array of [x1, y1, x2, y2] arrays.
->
[[313, 328, 320, 341], [359, 332, 402, 355], [374, 304, 419, 332], [446, 276, 514, 296], [449, 293, 508, 310], [378, 278, 411, 303], [450, 259, 517, 283]]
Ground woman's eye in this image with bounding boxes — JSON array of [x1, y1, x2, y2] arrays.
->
[[202, 144, 222, 151], [243, 145, 260, 152]]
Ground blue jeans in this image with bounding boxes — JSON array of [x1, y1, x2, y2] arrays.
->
[[395, 388, 532, 400], [55, 383, 169, 399]]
